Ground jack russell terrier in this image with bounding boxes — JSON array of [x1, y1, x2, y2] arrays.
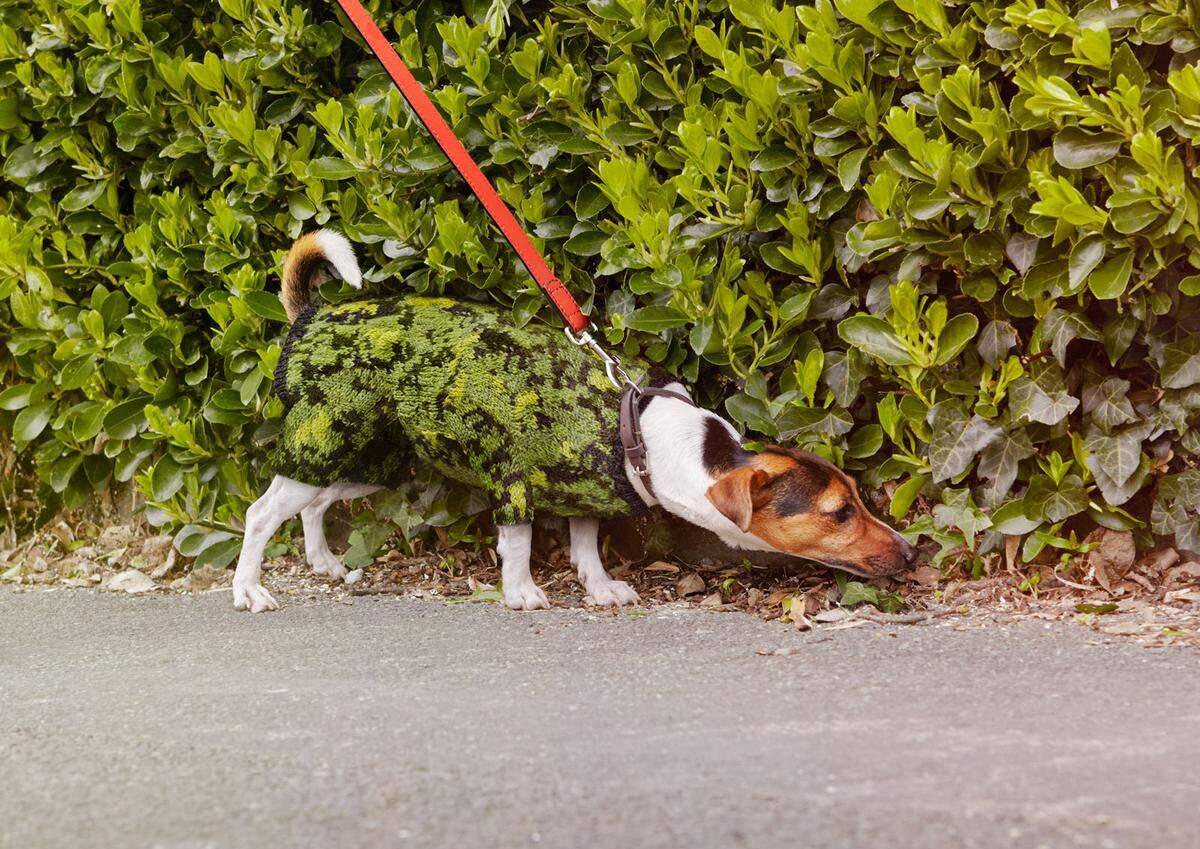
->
[[232, 230, 916, 613]]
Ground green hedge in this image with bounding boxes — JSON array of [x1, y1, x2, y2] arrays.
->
[[3, 0, 1200, 569]]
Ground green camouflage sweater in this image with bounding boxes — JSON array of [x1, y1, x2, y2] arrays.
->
[[271, 295, 647, 524]]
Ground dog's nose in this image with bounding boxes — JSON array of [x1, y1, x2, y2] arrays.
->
[[901, 539, 918, 566]]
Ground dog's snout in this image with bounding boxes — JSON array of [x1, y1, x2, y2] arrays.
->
[[900, 538, 918, 566]]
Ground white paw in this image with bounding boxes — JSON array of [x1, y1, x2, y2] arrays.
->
[[233, 581, 279, 613], [503, 580, 550, 611], [585, 578, 640, 607], [309, 551, 347, 581]]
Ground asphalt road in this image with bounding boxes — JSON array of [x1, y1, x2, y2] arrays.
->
[[2, 587, 1198, 849]]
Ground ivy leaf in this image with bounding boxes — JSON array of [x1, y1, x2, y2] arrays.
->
[[932, 487, 992, 545], [1039, 308, 1099, 366], [724, 393, 775, 435], [990, 499, 1041, 535], [1024, 474, 1088, 522], [1161, 335, 1200, 389], [925, 402, 1002, 482], [1081, 376, 1136, 431], [977, 427, 1035, 503], [976, 319, 1017, 367], [777, 405, 854, 438], [821, 349, 867, 407], [1089, 452, 1150, 506], [1152, 470, 1200, 553], [1102, 313, 1139, 365], [1005, 232, 1039, 275], [1008, 365, 1080, 425], [1083, 426, 1144, 488], [837, 315, 913, 365]]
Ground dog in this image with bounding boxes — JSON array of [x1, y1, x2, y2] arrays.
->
[[231, 231, 916, 613]]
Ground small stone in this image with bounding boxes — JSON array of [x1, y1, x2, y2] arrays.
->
[[344, 569, 364, 586], [105, 569, 156, 594]]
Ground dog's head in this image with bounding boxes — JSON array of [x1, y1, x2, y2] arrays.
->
[[706, 443, 916, 577]]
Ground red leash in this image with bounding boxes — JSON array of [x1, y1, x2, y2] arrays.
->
[[331, 0, 588, 334]]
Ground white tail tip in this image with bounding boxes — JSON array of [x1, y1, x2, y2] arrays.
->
[[313, 229, 361, 289]]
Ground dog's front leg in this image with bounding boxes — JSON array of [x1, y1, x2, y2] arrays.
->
[[569, 518, 639, 607], [497, 523, 549, 611]]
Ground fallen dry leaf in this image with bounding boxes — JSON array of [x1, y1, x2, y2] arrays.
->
[[1089, 530, 1136, 592], [1138, 548, 1180, 575], [676, 572, 705, 596], [813, 608, 850, 623], [1004, 535, 1020, 571], [903, 566, 941, 587], [1165, 587, 1200, 604]]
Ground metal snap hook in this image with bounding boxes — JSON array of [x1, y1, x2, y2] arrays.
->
[[564, 325, 638, 391]]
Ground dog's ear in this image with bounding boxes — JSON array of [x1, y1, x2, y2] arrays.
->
[[706, 466, 770, 531]]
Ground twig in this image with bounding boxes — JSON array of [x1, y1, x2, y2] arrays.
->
[[1051, 568, 1093, 592], [852, 605, 957, 625]]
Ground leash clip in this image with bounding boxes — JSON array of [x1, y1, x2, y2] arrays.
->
[[564, 325, 637, 391]]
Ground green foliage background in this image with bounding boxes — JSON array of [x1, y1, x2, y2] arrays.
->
[[4, 0, 1200, 569]]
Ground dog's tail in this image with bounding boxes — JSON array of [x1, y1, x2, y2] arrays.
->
[[279, 229, 362, 323]]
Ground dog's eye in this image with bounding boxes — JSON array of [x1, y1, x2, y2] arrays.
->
[[832, 504, 853, 523]]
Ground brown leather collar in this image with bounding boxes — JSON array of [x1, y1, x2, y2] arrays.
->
[[619, 384, 695, 502]]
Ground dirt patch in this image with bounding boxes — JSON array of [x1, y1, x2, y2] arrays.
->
[[4, 521, 1200, 648]]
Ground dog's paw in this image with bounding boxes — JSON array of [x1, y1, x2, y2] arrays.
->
[[233, 581, 279, 613], [503, 580, 550, 611], [585, 578, 639, 607], [310, 551, 347, 582]]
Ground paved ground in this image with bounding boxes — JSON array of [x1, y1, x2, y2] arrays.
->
[[2, 587, 1198, 849]]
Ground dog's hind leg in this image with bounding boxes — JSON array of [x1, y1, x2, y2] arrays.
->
[[301, 483, 382, 581], [569, 517, 639, 607], [233, 475, 321, 613], [498, 523, 549, 611]]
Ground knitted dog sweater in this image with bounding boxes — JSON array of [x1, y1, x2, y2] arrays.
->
[[271, 295, 648, 524]]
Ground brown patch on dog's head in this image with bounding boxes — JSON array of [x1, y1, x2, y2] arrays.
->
[[706, 446, 916, 576]]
